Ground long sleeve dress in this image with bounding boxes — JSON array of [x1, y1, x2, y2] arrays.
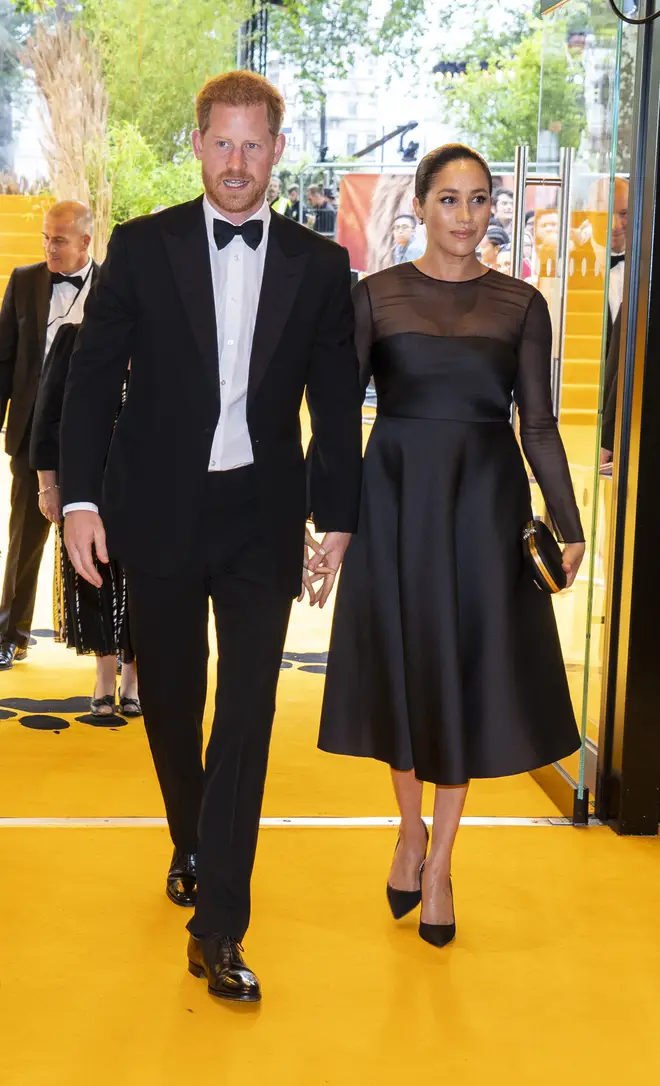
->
[[318, 263, 584, 784]]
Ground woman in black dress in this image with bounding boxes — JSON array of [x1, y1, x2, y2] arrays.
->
[[30, 323, 140, 719], [318, 145, 585, 947]]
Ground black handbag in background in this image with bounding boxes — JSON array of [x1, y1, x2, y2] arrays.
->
[[522, 519, 567, 593]]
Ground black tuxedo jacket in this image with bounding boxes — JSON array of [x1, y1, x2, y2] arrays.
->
[[59, 197, 363, 594], [0, 261, 99, 458]]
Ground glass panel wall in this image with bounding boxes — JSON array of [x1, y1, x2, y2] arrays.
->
[[536, 0, 634, 799]]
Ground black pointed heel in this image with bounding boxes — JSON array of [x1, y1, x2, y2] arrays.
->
[[386, 820, 429, 919], [419, 876, 456, 947]]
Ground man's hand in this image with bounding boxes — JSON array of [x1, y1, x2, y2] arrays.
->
[[64, 510, 109, 588], [600, 447, 613, 468], [306, 530, 353, 608]]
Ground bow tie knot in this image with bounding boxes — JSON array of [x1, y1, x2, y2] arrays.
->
[[51, 272, 84, 289], [610, 252, 625, 269], [213, 218, 264, 252]]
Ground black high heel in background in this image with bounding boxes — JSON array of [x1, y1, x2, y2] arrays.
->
[[419, 875, 456, 947], [386, 820, 429, 919]]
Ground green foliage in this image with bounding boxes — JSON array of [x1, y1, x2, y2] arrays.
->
[[441, 21, 586, 162], [78, 0, 250, 162], [107, 121, 201, 226], [270, 0, 427, 103]]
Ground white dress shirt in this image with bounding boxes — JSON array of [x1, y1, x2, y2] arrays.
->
[[204, 194, 270, 470], [46, 256, 94, 360], [64, 199, 270, 516]]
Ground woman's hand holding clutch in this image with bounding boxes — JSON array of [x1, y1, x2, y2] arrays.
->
[[562, 542, 586, 589]]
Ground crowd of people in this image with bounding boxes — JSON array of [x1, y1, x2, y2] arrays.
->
[[0, 69, 603, 1006], [266, 174, 337, 236]]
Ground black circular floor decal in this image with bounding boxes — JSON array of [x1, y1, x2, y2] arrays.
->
[[75, 714, 127, 728], [19, 715, 70, 731], [282, 651, 328, 664], [0, 696, 92, 713], [30, 629, 57, 638], [0, 709, 17, 719]]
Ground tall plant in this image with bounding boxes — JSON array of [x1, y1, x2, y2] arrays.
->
[[23, 21, 111, 258]]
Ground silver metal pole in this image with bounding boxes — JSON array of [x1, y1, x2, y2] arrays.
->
[[511, 144, 528, 280], [552, 146, 575, 418]]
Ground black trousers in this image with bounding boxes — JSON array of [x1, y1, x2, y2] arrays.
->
[[126, 467, 293, 940], [0, 436, 51, 648]]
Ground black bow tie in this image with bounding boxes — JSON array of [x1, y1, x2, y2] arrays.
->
[[610, 252, 625, 269], [213, 218, 263, 252], [51, 272, 84, 289]]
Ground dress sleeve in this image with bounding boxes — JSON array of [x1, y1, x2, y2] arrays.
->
[[352, 278, 374, 397], [514, 291, 584, 543]]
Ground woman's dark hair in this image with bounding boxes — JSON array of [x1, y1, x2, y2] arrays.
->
[[415, 143, 493, 204]]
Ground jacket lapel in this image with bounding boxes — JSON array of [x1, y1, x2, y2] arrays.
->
[[34, 263, 51, 365], [162, 196, 219, 397], [248, 214, 308, 402]]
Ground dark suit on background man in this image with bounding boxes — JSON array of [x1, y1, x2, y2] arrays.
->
[[59, 197, 362, 964], [0, 258, 97, 664]]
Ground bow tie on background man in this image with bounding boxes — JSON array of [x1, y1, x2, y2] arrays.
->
[[610, 252, 625, 269], [51, 272, 85, 289], [213, 218, 264, 252]]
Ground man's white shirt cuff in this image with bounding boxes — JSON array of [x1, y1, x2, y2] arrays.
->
[[63, 503, 99, 515]]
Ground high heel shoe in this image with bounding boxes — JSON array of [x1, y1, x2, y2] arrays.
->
[[386, 820, 429, 919], [419, 875, 456, 947]]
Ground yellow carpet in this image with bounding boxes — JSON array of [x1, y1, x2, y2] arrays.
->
[[1, 825, 659, 1085], [2, 443, 660, 1083]]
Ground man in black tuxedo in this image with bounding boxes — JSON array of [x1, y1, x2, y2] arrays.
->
[[60, 72, 362, 1002], [0, 201, 95, 669]]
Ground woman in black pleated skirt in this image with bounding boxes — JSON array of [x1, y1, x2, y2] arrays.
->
[[31, 323, 140, 719]]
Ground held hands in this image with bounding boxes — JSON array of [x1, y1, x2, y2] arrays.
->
[[63, 510, 109, 588], [562, 542, 585, 589], [299, 528, 352, 608]]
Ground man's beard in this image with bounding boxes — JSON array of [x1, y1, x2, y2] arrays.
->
[[203, 167, 268, 216]]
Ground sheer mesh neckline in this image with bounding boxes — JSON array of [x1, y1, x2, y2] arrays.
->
[[409, 263, 493, 285]]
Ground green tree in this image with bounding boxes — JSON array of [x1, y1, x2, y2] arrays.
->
[[78, 0, 249, 162], [269, 0, 427, 106], [107, 121, 201, 226], [0, 0, 36, 170], [440, 21, 586, 162]]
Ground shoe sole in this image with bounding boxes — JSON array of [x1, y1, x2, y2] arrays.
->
[[165, 886, 196, 908], [188, 961, 262, 1002]]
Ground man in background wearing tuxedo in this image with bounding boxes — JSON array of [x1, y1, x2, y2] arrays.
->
[[0, 202, 95, 669], [60, 72, 362, 1003]]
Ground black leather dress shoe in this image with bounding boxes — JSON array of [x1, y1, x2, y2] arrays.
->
[[0, 642, 27, 671], [166, 849, 197, 907], [187, 934, 262, 1002]]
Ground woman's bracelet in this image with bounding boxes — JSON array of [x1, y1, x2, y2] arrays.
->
[[38, 485, 60, 496]]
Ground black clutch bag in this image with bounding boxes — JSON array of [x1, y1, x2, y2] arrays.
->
[[522, 519, 567, 593]]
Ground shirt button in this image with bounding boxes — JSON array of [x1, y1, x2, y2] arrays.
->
[[221, 380, 226, 386], [210, 460, 216, 467], [227, 340, 234, 346]]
